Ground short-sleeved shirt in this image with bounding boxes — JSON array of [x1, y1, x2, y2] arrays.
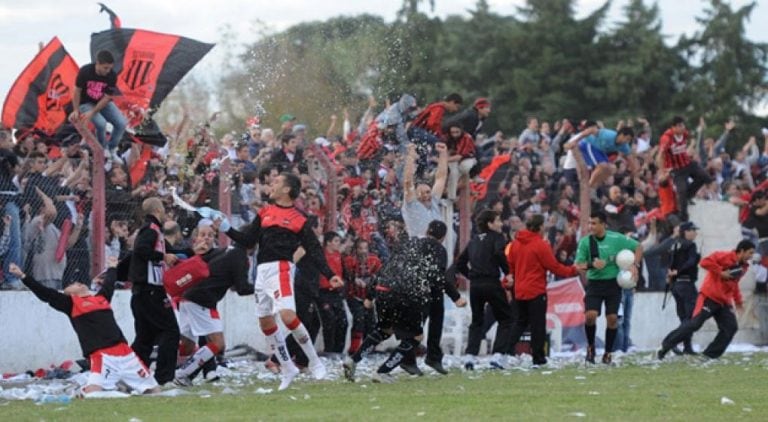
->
[[575, 230, 638, 280], [401, 196, 442, 238], [581, 129, 631, 155], [75, 64, 118, 105]]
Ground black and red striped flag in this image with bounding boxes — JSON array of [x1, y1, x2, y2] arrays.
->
[[1, 37, 79, 135], [89, 28, 214, 127]]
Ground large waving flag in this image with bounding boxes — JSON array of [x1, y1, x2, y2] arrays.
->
[[89, 28, 214, 127], [1, 37, 79, 134]]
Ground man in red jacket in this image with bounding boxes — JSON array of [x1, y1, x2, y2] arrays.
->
[[505, 215, 579, 365], [657, 116, 712, 221], [658, 240, 755, 360]]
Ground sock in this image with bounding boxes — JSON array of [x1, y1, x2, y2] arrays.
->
[[176, 344, 219, 379], [287, 318, 319, 364], [605, 328, 617, 354], [264, 325, 294, 369], [378, 338, 418, 374], [352, 330, 384, 363], [585, 324, 596, 348], [349, 332, 363, 354]]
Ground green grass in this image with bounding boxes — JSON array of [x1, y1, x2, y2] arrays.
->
[[2, 353, 767, 421]]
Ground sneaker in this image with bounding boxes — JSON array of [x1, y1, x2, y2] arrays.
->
[[203, 369, 220, 383], [278, 364, 300, 391], [671, 346, 683, 356], [400, 363, 424, 376], [342, 357, 357, 382], [656, 348, 668, 361], [489, 353, 505, 370], [602, 353, 612, 365], [585, 346, 596, 364], [372, 372, 396, 384], [309, 360, 327, 380], [425, 359, 448, 375], [173, 376, 193, 387], [682, 349, 699, 356], [464, 356, 476, 371]]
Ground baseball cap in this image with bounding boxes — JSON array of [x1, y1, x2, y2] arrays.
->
[[279, 114, 296, 123], [679, 221, 699, 232]]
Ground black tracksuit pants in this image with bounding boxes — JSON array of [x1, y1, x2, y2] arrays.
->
[[131, 285, 180, 384], [318, 289, 348, 354], [466, 281, 514, 355], [402, 293, 446, 365], [662, 296, 737, 359], [506, 294, 548, 364], [672, 280, 698, 350]]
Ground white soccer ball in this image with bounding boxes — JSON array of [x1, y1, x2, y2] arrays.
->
[[617, 270, 636, 289], [616, 249, 635, 270]]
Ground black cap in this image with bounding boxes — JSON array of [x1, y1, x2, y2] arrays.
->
[[679, 221, 699, 232]]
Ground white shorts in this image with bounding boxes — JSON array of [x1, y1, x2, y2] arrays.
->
[[254, 261, 296, 318], [87, 343, 158, 393], [178, 300, 223, 339]]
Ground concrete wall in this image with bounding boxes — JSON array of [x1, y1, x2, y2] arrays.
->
[[0, 201, 763, 372]]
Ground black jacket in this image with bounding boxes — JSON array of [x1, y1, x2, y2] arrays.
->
[[129, 215, 165, 287], [442, 107, 483, 138], [422, 237, 460, 302], [456, 231, 508, 283], [669, 239, 700, 282], [183, 246, 254, 309]]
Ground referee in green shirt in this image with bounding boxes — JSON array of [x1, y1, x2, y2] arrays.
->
[[575, 211, 642, 364]]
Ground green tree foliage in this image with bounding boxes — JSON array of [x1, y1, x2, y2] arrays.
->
[[208, 0, 767, 139], [677, 0, 768, 133]]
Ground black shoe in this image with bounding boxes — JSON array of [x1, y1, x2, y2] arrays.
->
[[425, 359, 448, 375], [683, 349, 699, 356], [671, 346, 683, 356], [585, 345, 596, 364], [602, 353, 612, 365], [400, 363, 424, 376], [656, 348, 668, 361]]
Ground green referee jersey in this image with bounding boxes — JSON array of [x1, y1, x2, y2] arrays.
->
[[575, 230, 639, 280]]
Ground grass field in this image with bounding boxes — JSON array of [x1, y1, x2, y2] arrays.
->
[[2, 352, 767, 421]]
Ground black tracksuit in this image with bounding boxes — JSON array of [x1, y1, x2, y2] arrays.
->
[[287, 256, 322, 367], [402, 237, 460, 365], [182, 247, 254, 309], [668, 238, 700, 351], [129, 215, 178, 384], [456, 230, 513, 356]]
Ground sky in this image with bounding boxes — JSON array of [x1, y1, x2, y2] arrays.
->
[[1, 0, 766, 108]]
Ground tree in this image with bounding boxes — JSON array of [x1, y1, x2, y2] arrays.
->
[[678, 0, 768, 133], [593, 0, 685, 123]]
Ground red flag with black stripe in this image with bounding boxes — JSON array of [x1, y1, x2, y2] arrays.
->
[[89, 28, 213, 128], [1, 37, 79, 134]]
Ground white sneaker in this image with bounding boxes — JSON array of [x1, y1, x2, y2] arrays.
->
[[278, 363, 300, 391], [309, 360, 327, 380], [371, 372, 396, 384], [489, 352, 506, 370]]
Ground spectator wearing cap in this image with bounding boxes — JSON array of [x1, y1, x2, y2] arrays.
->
[[443, 97, 491, 140], [279, 114, 296, 136], [664, 221, 701, 355]]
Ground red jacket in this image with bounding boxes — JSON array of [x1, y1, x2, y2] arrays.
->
[[412, 102, 447, 135], [505, 229, 577, 300], [318, 250, 344, 291], [698, 250, 746, 307]]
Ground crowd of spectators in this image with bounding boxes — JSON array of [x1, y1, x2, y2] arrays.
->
[[2, 95, 768, 348]]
